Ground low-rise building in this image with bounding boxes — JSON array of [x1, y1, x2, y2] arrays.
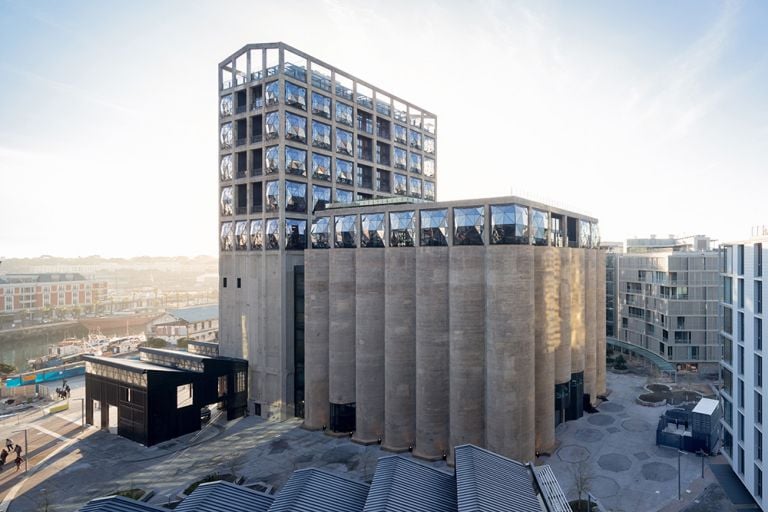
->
[[147, 305, 218, 344], [0, 273, 107, 316]]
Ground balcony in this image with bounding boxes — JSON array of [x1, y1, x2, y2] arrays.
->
[[251, 97, 265, 111], [251, 203, 263, 214], [251, 167, 262, 177], [250, 70, 264, 82], [235, 105, 247, 114], [236, 206, 247, 215]]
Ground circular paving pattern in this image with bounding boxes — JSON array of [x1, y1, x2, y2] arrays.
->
[[597, 453, 632, 472], [622, 419, 651, 432], [587, 414, 616, 426], [653, 447, 679, 459], [575, 428, 604, 443], [599, 402, 625, 413], [557, 444, 590, 463], [641, 461, 677, 482], [590, 475, 621, 498]]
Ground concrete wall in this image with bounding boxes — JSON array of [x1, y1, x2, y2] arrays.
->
[[556, 250, 572, 385], [584, 249, 597, 405], [596, 251, 607, 396], [303, 250, 329, 430], [570, 249, 586, 374], [328, 251, 356, 406], [534, 246, 559, 453]]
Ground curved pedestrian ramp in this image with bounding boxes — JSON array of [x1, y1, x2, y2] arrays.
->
[[79, 445, 570, 512]]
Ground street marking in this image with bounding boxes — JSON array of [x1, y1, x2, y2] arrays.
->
[[30, 424, 69, 442]]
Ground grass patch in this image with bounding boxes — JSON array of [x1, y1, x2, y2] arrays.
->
[[115, 489, 145, 500]]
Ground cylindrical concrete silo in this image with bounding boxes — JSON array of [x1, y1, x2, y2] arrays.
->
[[486, 245, 535, 463], [534, 246, 560, 454], [570, 249, 586, 375], [353, 249, 385, 444], [555, 250, 572, 386], [414, 247, 450, 460], [584, 249, 597, 406], [596, 250, 607, 396], [329, 250, 356, 429], [303, 250, 329, 430], [449, 246, 486, 461], [383, 249, 416, 451]]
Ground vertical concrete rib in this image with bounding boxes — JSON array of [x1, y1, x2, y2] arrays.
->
[[383, 249, 416, 451], [486, 245, 535, 462], [414, 247, 450, 460], [534, 246, 559, 454], [329, 250, 356, 409], [570, 249, 586, 375], [584, 249, 598, 405], [353, 249, 385, 444], [555, 250, 572, 385], [449, 247, 486, 459], [596, 250, 607, 396], [303, 250, 329, 430]]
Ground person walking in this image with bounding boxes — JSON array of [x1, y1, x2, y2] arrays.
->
[[5, 438, 12, 451], [13, 444, 21, 458], [14, 454, 22, 472], [1, 448, 8, 465]]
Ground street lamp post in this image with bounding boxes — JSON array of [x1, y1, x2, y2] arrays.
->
[[71, 397, 85, 427], [11, 428, 28, 473]]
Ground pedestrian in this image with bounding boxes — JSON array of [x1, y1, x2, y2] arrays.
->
[[65, 384, 71, 398], [14, 455, 22, 472], [4, 439, 12, 451], [1, 448, 8, 465], [14, 444, 21, 457]]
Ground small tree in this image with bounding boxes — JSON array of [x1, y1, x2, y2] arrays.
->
[[176, 338, 193, 350], [142, 338, 167, 349], [614, 355, 627, 370], [570, 460, 595, 511], [0, 363, 16, 376]]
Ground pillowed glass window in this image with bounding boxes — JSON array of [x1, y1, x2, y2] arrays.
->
[[235, 221, 248, 250], [409, 153, 422, 174], [336, 102, 353, 127], [424, 136, 435, 154], [220, 222, 233, 251], [490, 204, 528, 245], [394, 125, 407, 144], [334, 215, 357, 248], [312, 154, 331, 181], [220, 187, 233, 216], [312, 92, 332, 119], [335, 189, 353, 204], [285, 147, 307, 176], [361, 213, 385, 248], [336, 159, 354, 185], [394, 147, 407, 170], [265, 112, 279, 140], [220, 122, 233, 148], [423, 181, 436, 201], [336, 128, 353, 156], [423, 157, 435, 178], [311, 121, 331, 150], [409, 129, 422, 149], [220, 94, 233, 116], [285, 219, 306, 250], [250, 219, 263, 249], [531, 208, 548, 246], [455, 207, 485, 246], [265, 81, 279, 106], [285, 82, 307, 111], [220, 155, 233, 181], [265, 181, 279, 212], [285, 181, 307, 213], [579, 219, 592, 248], [265, 146, 279, 174], [265, 219, 280, 250], [420, 209, 448, 246], [311, 217, 331, 249], [285, 113, 307, 143], [393, 173, 407, 195], [389, 211, 415, 247], [409, 177, 422, 198], [312, 185, 331, 211], [591, 222, 600, 247]]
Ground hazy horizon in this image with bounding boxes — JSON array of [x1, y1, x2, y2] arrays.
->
[[2, 0, 767, 258]]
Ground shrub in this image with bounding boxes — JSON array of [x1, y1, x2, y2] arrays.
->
[[614, 355, 627, 370]]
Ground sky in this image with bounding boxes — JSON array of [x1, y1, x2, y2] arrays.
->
[[1, 0, 767, 258]]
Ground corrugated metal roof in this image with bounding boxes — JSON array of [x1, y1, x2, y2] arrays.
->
[[78, 496, 167, 512], [363, 455, 457, 512], [175, 481, 274, 512], [167, 305, 218, 323], [533, 465, 571, 512], [454, 445, 543, 512], [267, 468, 369, 512]]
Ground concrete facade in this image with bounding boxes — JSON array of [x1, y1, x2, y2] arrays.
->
[[304, 196, 604, 463]]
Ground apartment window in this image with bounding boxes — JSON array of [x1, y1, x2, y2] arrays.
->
[[740, 312, 745, 342], [740, 380, 745, 408], [335, 102, 353, 127], [757, 243, 763, 277], [758, 281, 763, 314], [739, 411, 745, 440], [738, 279, 745, 309], [724, 277, 733, 305], [739, 346, 745, 375], [724, 306, 733, 335], [725, 398, 733, 426], [756, 391, 763, 424], [237, 278, 241, 289], [757, 430, 763, 462], [740, 447, 745, 476], [311, 121, 332, 150], [738, 245, 745, 275], [758, 354, 764, 388], [756, 466, 763, 499], [223, 277, 227, 288], [758, 318, 764, 351], [311, 92, 332, 119]]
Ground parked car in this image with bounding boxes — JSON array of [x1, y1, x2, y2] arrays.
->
[[201, 406, 211, 423]]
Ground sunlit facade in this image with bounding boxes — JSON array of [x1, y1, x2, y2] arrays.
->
[[217, 43, 437, 419]]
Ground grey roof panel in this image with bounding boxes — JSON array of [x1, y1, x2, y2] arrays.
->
[[363, 456, 457, 512], [176, 480, 274, 512], [267, 468, 369, 512], [167, 305, 219, 323], [454, 445, 543, 512], [78, 496, 167, 512]]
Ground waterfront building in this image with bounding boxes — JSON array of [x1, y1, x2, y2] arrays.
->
[[217, 43, 437, 419], [303, 196, 604, 463], [147, 304, 219, 343], [720, 237, 767, 508], [0, 273, 107, 316]]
